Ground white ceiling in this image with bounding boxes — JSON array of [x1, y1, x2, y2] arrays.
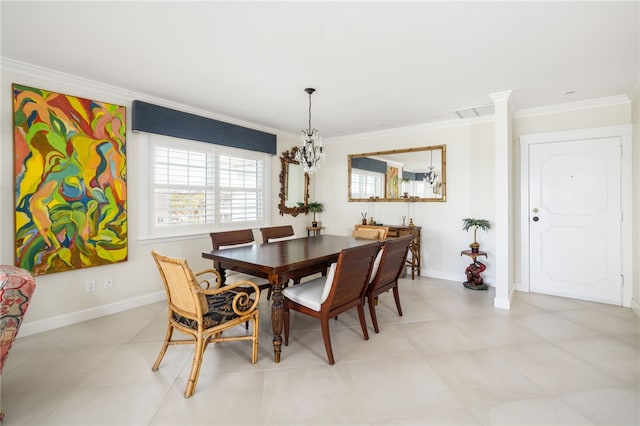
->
[[2, 1, 638, 138]]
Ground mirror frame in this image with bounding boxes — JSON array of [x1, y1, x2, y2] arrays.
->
[[278, 146, 310, 216], [348, 145, 446, 202]]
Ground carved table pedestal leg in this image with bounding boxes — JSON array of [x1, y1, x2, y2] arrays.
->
[[270, 280, 285, 363]]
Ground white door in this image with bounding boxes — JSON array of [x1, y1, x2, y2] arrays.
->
[[528, 137, 622, 305]]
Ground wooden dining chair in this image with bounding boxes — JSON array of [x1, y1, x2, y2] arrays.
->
[[151, 250, 260, 398], [366, 235, 413, 333], [353, 225, 389, 240], [282, 242, 382, 365], [259, 225, 296, 243], [209, 229, 272, 299]]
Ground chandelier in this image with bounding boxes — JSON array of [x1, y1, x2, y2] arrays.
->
[[423, 150, 438, 185], [295, 88, 325, 174]]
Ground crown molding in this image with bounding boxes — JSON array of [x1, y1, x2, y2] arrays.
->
[[325, 115, 494, 144], [1, 57, 284, 138], [514, 95, 631, 119], [5, 57, 633, 145], [489, 90, 513, 103]]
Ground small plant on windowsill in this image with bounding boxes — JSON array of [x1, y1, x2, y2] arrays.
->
[[462, 218, 491, 253]]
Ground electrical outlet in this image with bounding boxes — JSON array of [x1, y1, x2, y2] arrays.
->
[[104, 277, 113, 289], [86, 280, 96, 293]]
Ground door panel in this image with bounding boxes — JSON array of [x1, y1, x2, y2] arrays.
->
[[529, 137, 621, 304]]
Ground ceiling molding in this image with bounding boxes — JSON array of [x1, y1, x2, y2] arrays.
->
[[326, 115, 494, 145], [1, 57, 284, 139], [514, 95, 631, 119]]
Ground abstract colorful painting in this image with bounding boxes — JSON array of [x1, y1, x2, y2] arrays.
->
[[13, 84, 127, 275]]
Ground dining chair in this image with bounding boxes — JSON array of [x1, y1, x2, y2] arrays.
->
[[282, 242, 382, 365], [209, 229, 272, 299], [150, 250, 260, 398], [259, 225, 295, 243], [353, 225, 389, 240], [366, 235, 413, 333]]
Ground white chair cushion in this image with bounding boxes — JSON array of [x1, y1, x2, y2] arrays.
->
[[282, 276, 326, 311], [283, 262, 337, 311], [218, 242, 255, 250], [320, 262, 337, 303], [369, 247, 384, 283], [268, 235, 296, 243], [225, 271, 270, 286]]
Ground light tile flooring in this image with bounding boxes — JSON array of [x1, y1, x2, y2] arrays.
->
[[2, 277, 639, 425]]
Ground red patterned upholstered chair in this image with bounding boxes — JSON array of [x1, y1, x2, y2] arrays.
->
[[0, 265, 37, 421]]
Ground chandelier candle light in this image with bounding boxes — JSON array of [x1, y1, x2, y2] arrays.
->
[[295, 88, 325, 174]]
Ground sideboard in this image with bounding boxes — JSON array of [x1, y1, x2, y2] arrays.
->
[[353, 224, 421, 279]]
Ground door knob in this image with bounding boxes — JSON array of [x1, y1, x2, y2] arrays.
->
[[532, 216, 540, 222]]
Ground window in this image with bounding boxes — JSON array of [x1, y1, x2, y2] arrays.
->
[[140, 134, 269, 240], [351, 168, 384, 199]]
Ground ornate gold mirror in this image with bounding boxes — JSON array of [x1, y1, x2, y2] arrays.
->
[[279, 147, 310, 216], [348, 145, 446, 202]]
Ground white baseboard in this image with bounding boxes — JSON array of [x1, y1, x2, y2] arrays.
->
[[631, 299, 640, 318], [421, 268, 495, 287], [421, 268, 465, 283], [18, 291, 166, 338]]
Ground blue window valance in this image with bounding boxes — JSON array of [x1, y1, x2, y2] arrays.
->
[[131, 100, 276, 155], [351, 157, 387, 174]]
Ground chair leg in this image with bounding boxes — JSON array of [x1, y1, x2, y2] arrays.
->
[[152, 324, 173, 371], [284, 306, 290, 346], [357, 304, 370, 341], [320, 318, 335, 365], [368, 294, 380, 334], [251, 313, 259, 364], [392, 285, 403, 316], [185, 335, 207, 398]]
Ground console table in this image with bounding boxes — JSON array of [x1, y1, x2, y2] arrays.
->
[[354, 224, 421, 279], [307, 226, 324, 237]]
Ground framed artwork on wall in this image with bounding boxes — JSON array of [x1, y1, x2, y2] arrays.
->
[[12, 84, 128, 275], [386, 166, 399, 199]]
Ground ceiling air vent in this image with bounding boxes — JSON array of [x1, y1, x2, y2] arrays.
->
[[454, 104, 494, 119]]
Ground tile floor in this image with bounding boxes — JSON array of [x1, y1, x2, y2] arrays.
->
[[1, 277, 639, 425]]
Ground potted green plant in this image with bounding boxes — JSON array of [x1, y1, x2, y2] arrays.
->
[[307, 201, 324, 228], [462, 218, 491, 253], [401, 177, 410, 198]]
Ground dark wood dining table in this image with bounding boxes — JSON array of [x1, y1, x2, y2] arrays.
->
[[202, 234, 379, 362]]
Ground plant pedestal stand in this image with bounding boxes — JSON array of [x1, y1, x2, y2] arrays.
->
[[460, 250, 488, 290]]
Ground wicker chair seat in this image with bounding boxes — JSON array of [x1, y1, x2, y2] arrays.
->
[[173, 292, 253, 329]]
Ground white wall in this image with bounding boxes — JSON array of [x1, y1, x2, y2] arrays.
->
[[318, 120, 497, 284], [512, 97, 633, 289], [632, 92, 640, 314], [3, 59, 636, 336], [0, 59, 303, 335]]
